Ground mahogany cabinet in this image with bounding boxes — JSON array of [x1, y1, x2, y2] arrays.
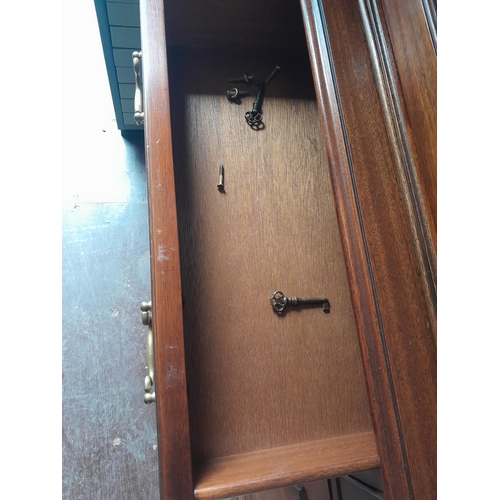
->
[[137, 1, 436, 499]]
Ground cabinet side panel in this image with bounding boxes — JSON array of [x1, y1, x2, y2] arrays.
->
[[379, 0, 437, 238], [300, 1, 436, 499]]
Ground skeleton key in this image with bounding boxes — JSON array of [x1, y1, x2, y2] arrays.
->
[[270, 291, 330, 314], [244, 66, 280, 128]]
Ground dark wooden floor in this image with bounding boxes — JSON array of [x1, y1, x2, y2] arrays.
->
[[62, 129, 160, 500]]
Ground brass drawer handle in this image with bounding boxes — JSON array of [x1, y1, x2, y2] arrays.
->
[[132, 51, 144, 125], [140, 301, 155, 404]]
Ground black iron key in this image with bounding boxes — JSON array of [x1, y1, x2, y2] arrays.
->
[[270, 291, 330, 314], [244, 66, 281, 129]]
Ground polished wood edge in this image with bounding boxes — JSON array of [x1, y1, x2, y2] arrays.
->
[[194, 432, 379, 500], [358, 0, 436, 324], [420, 0, 437, 52], [139, 0, 194, 498], [379, 0, 437, 240], [300, 1, 430, 498]]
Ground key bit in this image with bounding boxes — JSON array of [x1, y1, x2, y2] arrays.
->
[[270, 291, 330, 314]]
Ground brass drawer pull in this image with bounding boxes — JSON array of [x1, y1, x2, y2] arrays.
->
[[132, 51, 144, 125], [140, 301, 155, 404]]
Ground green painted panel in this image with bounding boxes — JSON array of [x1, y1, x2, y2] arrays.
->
[[119, 83, 135, 99], [106, 2, 140, 27], [120, 99, 134, 113], [123, 112, 141, 126], [116, 66, 135, 84], [94, 0, 125, 130], [113, 48, 135, 67], [110, 26, 141, 49]]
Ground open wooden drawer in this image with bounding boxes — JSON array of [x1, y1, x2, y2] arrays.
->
[[138, 1, 436, 499]]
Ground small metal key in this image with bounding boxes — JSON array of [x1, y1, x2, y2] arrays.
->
[[270, 291, 330, 314], [244, 66, 281, 129]]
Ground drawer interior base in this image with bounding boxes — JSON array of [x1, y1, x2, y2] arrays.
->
[[193, 432, 379, 499]]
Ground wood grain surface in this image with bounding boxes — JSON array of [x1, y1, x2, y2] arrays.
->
[[379, 0, 437, 241], [301, 1, 436, 499], [194, 433, 378, 499], [357, 0, 436, 315], [140, 0, 193, 498], [168, 47, 373, 467]]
